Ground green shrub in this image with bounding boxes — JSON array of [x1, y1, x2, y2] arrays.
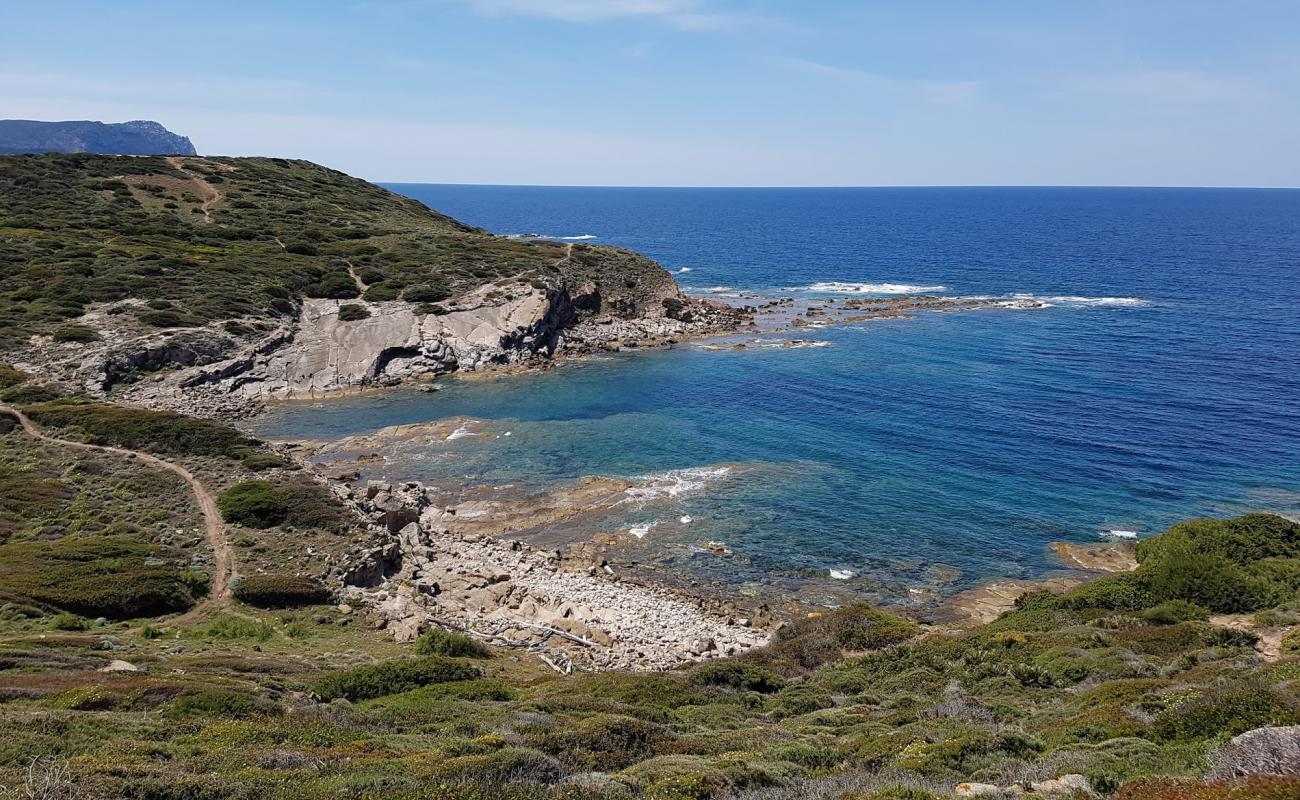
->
[[50, 325, 98, 343], [533, 714, 673, 771], [0, 364, 27, 388], [315, 656, 482, 702], [170, 690, 261, 718], [1, 384, 65, 405], [233, 575, 330, 608], [362, 283, 400, 301], [693, 661, 785, 693], [304, 271, 358, 299], [1279, 628, 1300, 655], [0, 536, 200, 618], [415, 627, 491, 658], [1139, 514, 1300, 565], [217, 481, 287, 528], [403, 284, 450, 303], [241, 451, 287, 471], [1137, 514, 1300, 613], [1153, 685, 1300, 741], [188, 615, 275, 641], [414, 303, 449, 316], [138, 309, 204, 328], [23, 401, 254, 457], [1141, 600, 1211, 625], [336, 303, 370, 321], [48, 612, 87, 630], [754, 604, 920, 672]]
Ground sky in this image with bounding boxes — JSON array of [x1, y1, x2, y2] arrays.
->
[[2, 1, 1299, 187]]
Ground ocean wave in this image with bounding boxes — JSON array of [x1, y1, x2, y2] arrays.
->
[[1099, 529, 1140, 540], [676, 267, 694, 273], [790, 281, 949, 294], [829, 568, 857, 580], [504, 232, 597, 241], [699, 338, 831, 352], [1011, 293, 1149, 307], [446, 427, 477, 441], [618, 466, 733, 506]]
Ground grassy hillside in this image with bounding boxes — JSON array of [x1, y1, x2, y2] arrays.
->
[[0, 154, 673, 349], [0, 383, 1297, 798]]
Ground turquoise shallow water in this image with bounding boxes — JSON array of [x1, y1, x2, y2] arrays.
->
[[251, 186, 1300, 605]]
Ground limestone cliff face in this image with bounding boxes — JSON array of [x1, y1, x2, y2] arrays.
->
[[122, 274, 742, 413], [227, 284, 563, 399]]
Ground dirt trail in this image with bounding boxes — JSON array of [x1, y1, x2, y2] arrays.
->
[[1210, 613, 1288, 662], [0, 405, 234, 619], [165, 156, 224, 224], [346, 260, 368, 294]]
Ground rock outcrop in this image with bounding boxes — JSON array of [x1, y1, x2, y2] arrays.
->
[[1209, 725, 1300, 779], [101, 279, 742, 416]]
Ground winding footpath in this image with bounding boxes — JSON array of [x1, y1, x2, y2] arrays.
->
[[0, 404, 234, 620], [165, 156, 225, 224]]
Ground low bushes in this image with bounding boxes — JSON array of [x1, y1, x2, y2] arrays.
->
[[22, 401, 255, 457], [415, 627, 491, 658], [1153, 685, 1300, 741], [1137, 514, 1300, 613], [1011, 514, 1300, 619], [315, 656, 482, 702], [336, 303, 370, 321], [50, 325, 98, 343], [217, 480, 350, 531], [170, 690, 263, 718], [753, 604, 920, 672], [0, 364, 26, 388], [233, 575, 330, 608], [532, 714, 674, 771], [217, 481, 288, 528], [0, 535, 203, 618], [693, 661, 785, 694]]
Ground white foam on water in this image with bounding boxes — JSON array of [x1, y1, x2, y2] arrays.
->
[[629, 521, 661, 539], [1100, 529, 1140, 540], [504, 233, 597, 241], [700, 286, 734, 293], [618, 466, 733, 506], [790, 281, 949, 294], [446, 427, 477, 441], [679, 515, 693, 524], [676, 267, 694, 273], [829, 568, 857, 580], [1011, 293, 1149, 307]]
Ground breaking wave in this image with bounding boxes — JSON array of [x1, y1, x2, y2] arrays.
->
[[790, 281, 949, 294], [618, 466, 733, 506], [1010, 294, 1150, 307]]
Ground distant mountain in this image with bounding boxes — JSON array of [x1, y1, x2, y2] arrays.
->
[[0, 119, 196, 156]]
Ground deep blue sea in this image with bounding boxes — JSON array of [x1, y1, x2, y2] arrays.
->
[[253, 186, 1300, 606]]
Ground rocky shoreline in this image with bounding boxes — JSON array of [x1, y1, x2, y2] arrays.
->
[[323, 474, 772, 672]]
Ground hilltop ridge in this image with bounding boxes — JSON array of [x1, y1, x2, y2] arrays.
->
[[0, 119, 197, 156]]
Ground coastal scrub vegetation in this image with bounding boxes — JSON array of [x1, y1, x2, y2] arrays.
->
[[0, 510, 1296, 798], [0, 154, 675, 350]]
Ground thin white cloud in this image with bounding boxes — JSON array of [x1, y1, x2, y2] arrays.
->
[[1065, 69, 1266, 106], [402, 0, 753, 30], [780, 57, 983, 106]]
